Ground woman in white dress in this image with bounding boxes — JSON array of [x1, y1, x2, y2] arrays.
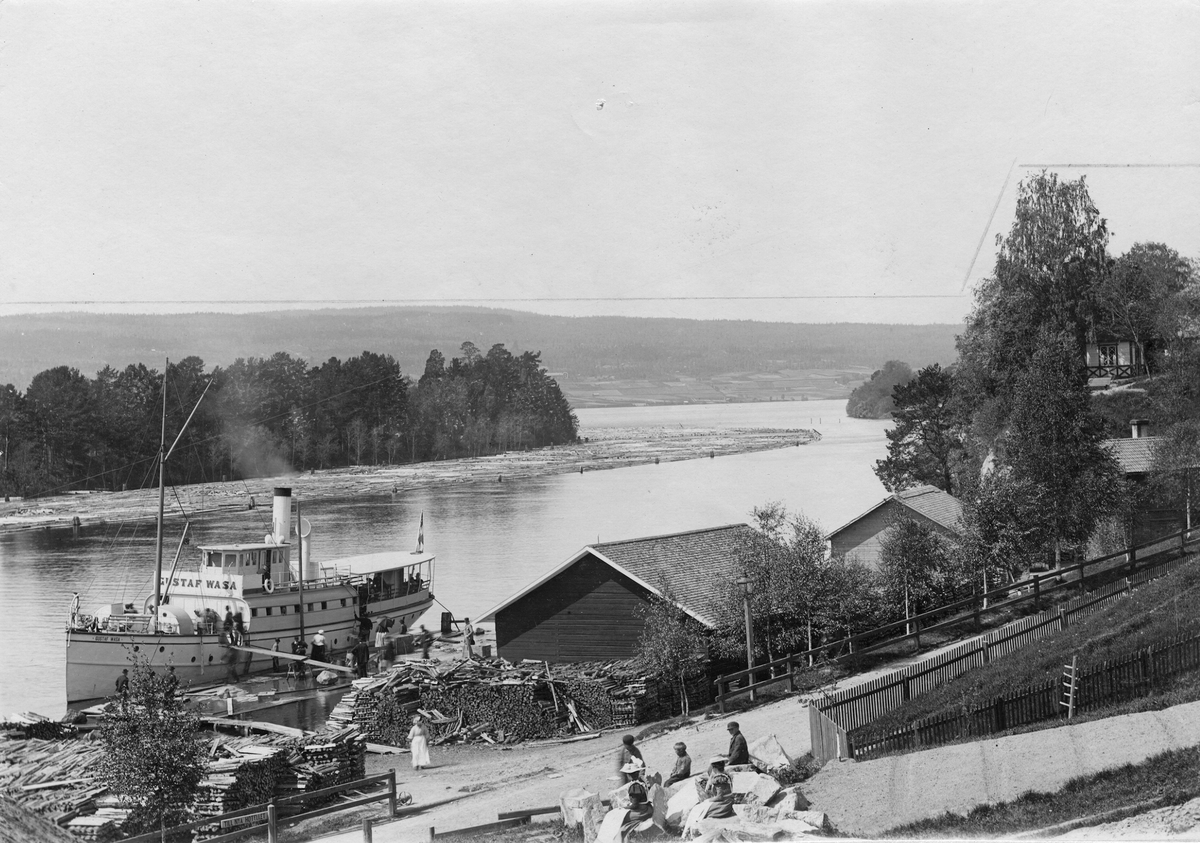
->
[[408, 716, 431, 771]]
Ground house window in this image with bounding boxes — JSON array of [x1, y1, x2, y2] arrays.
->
[[1099, 344, 1118, 366]]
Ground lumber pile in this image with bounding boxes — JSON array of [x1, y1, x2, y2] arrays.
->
[[300, 726, 365, 785], [340, 657, 713, 746], [2, 723, 366, 840], [0, 737, 109, 826]]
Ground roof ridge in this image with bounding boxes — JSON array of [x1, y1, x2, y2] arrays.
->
[[593, 523, 751, 548]]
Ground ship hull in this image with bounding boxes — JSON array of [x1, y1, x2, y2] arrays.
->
[[66, 586, 433, 705]]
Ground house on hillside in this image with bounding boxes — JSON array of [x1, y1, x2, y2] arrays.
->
[[1104, 420, 1193, 544], [477, 524, 757, 663], [826, 485, 964, 568], [1085, 333, 1149, 384]]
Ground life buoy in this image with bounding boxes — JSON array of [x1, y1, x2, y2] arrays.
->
[[263, 576, 274, 593]]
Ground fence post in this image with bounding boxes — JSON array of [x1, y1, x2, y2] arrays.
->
[[787, 656, 796, 692], [388, 768, 397, 817], [267, 803, 278, 843], [1033, 575, 1041, 611], [914, 615, 921, 652], [992, 697, 1005, 732], [716, 678, 726, 713], [974, 593, 982, 633], [362, 818, 373, 843], [980, 638, 990, 665], [1058, 607, 1069, 631], [1128, 545, 1137, 573], [901, 677, 911, 702]]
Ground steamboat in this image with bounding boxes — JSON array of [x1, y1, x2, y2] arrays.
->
[[64, 364, 434, 704], [66, 487, 435, 704]]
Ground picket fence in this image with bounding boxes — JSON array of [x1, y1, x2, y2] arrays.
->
[[849, 629, 1200, 761], [815, 534, 1198, 735]]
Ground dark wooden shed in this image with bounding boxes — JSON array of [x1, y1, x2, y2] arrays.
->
[[478, 524, 756, 663]]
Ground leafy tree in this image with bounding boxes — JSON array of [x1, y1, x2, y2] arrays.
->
[[877, 514, 962, 629], [714, 503, 878, 664], [97, 658, 206, 834], [24, 366, 97, 492], [960, 471, 1055, 584], [635, 577, 709, 716], [875, 363, 967, 494], [1096, 242, 1196, 372], [846, 361, 913, 419], [1148, 419, 1200, 528], [957, 171, 1111, 443], [1004, 331, 1122, 566]]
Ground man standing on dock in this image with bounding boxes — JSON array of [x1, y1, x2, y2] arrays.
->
[[419, 625, 432, 660], [353, 637, 370, 679]]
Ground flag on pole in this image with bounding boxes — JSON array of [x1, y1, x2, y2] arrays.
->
[[415, 513, 425, 554]]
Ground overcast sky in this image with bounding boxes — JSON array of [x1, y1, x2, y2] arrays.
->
[[1, 0, 1197, 324]]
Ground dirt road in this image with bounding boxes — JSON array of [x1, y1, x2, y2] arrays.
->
[[317, 695, 814, 842]]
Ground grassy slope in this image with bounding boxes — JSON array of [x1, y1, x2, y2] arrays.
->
[[886, 746, 1200, 838], [851, 554, 1200, 744]]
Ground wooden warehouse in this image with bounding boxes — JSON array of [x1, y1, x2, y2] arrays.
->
[[477, 524, 757, 663], [826, 484, 964, 569]]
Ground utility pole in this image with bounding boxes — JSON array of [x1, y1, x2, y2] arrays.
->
[[737, 575, 755, 703]]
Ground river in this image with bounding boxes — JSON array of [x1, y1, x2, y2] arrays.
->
[[0, 399, 889, 716]]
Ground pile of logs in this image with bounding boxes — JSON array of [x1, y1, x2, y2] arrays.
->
[[300, 726, 365, 784], [340, 657, 712, 746], [1, 723, 366, 839]]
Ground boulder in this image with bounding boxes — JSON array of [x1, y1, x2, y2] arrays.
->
[[766, 785, 810, 812], [748, 734, 793, 773], [561, 788, 601, 830], [746, 774, 781, 806], [667, 784, 701, 828]]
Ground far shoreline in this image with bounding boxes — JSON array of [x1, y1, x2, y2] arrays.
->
[[0, 425, 820, 534]]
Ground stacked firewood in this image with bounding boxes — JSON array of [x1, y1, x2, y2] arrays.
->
[[299, 726, 365, 784], [340, 657, 708, 745], [193, 742, 290, 819], [63, 808, 129, 842]]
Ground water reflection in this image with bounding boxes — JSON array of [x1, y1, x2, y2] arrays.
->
[[0, 399, 889, 716]]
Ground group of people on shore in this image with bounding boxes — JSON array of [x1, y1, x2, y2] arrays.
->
[[605, 721, 751, 839]]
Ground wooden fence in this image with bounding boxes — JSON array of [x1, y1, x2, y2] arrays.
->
[[713, 526, 1199, 712], [807, 703, 848, 765], [818, 552, 1193, 733], [850, 628, 1200, 761]]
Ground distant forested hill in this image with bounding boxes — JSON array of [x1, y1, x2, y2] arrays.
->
[[0, 307, 959, 389]]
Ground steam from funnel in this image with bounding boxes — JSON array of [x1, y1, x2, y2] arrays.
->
[[272, 487, 292, 544]]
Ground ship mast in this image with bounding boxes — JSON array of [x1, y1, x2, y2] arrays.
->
[[153, 359, 168, 612]]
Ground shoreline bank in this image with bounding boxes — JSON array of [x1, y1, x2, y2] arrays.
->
[[0, 426, 819, 533]]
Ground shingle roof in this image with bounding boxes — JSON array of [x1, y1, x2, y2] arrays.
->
[[1104, 437, 1158, 474], [826, 484, 964, 540], [477, 524, 756, 628], [591, 525, 758, 627], [894, 485, 964, 532]]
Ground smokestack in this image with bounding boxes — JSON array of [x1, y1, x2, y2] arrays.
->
[[272, 487, 292, 544], [1131, 419, 1150, 439]]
